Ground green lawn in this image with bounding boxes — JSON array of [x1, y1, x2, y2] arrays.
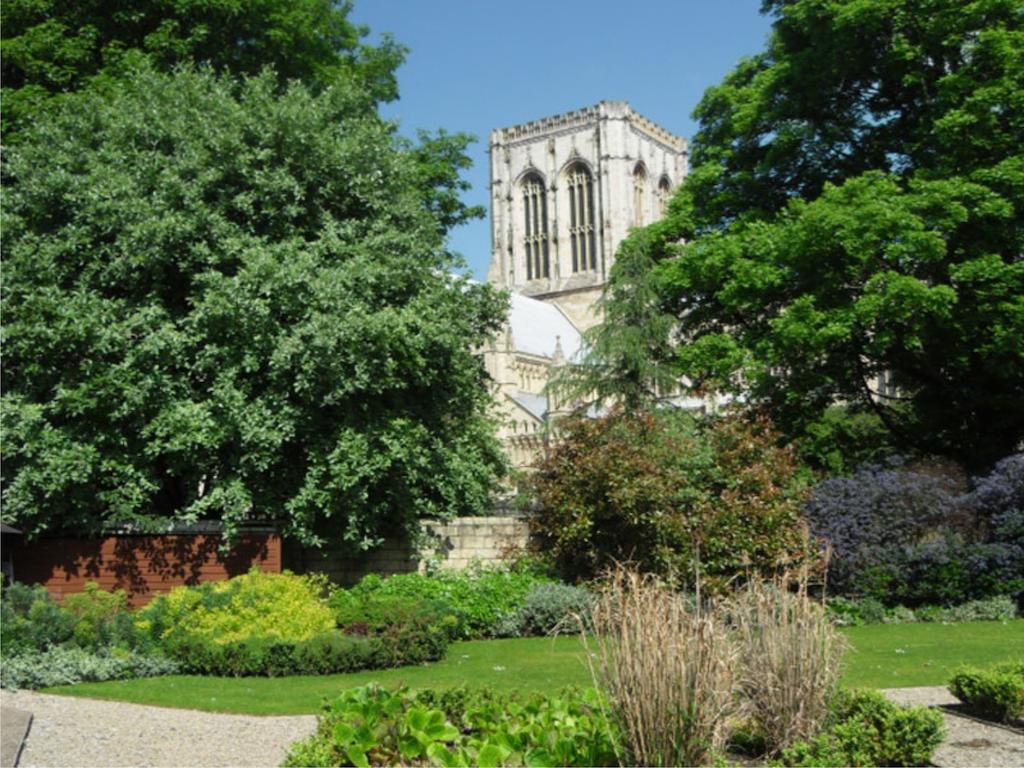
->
[[46, 620, 1023, 715], [839, 619, 1023, 687]]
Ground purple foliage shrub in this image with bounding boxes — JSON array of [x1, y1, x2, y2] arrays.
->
[[806, 455, 1023, 606], [964, 454, 1024, 598]]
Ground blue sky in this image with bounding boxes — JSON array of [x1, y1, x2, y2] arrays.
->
[[349, 1, 775, 279]]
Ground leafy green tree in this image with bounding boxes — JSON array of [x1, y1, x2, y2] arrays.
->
[[594, 0, 1024, 469], [1, 64, 507, 546], [1, 0, 403, 132]]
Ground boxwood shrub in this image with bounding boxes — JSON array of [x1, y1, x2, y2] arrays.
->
[[777, 689, 945, 767], [949, 661, 1024, 723], [163, 631, 390, 677]]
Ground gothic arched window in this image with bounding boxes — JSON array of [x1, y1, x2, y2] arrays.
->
[[658, 176, 671, 217], [566, 163, 596, 272], [521, 173, 549, 280], [633, 164, 647, 227]]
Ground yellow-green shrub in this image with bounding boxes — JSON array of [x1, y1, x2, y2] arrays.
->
[[137, 569, 334, 646]]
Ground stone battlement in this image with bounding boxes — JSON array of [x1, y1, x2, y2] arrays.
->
[[491, 101, 685, 151]]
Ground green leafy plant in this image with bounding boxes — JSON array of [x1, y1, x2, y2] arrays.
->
[[331, 565, 550, 639], [63, 582, 136, 650], [949, 661, 1024, 723], [283, 684, 619, 767], [494, 582, 595, 638], [826, 597, 888, 627]]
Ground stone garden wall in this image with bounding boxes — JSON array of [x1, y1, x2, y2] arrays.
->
[[283, 513, 532, 586]]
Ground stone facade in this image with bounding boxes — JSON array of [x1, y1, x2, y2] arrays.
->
[[484, 102, 688, 469]]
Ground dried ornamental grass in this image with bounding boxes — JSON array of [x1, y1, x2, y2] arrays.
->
[[729, 573, 846, 754], [583, 567, 740, 767]]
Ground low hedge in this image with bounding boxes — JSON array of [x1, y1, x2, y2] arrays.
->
[[163, 620, 450, 678], [163, 631, 385, 677], [949, 661, 1024, 723], [776, 689, 945, 767]]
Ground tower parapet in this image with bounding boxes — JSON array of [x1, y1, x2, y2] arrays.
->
[[487, 102, 687, 330]]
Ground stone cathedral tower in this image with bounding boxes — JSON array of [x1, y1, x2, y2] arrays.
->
[[482, 102, 688, 469], [487, 101, 687, 331]]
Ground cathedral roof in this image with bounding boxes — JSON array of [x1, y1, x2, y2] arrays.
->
[[507, 293, 583, 361], [510, 391, 548, 420]]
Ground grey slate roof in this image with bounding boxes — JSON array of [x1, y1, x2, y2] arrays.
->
[[510, 391, 548, 420]]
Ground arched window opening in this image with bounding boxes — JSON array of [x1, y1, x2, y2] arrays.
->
[[658, 176, 671, 217], [521, 173, 549, 280], [633, 164, 647, 227], [566, 163, 596, 272]]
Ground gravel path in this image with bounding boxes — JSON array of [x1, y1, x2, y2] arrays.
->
[[4, 686, 1021, 767], [882, 686, 1024, 768], [0, 691, 316, 767]]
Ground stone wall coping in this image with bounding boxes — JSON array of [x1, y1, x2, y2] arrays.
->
[[422, 514, 528, 525]]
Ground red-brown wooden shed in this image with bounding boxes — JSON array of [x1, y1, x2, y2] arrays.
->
[[7, 523, 282, 606]]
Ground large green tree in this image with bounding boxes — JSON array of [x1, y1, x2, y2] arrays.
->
[[1, 0, 403, 133], [1, 64, 507, 546], [595, 0, 1023, 468]]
